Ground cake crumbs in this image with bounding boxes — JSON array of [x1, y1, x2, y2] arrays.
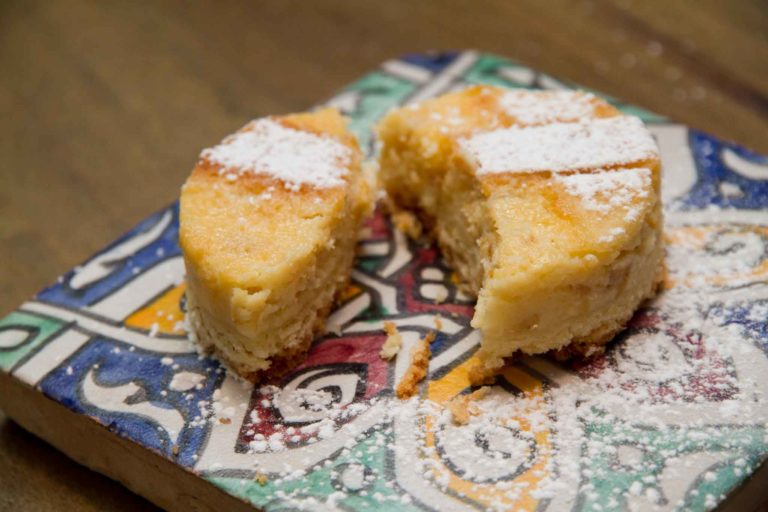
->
[[433, 314, 443, 330], [391, 210, 423, 239], [255, 473, 269, 486], [448, 386, 491, 425], [467, 357, 500, 386], [395, 331, 436, 399], [379, 321, 403, 360]]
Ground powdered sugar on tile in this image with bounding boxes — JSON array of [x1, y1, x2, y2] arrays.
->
[[461, 116, 658, 175], [195, 280, 766, 511], [201, 118, 351, 190]]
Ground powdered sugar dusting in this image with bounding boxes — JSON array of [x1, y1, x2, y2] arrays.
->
[[461, 116, 658, 175], [201, 118, 351, 190], [188, 208, 768, 510], [555, 167, 651, 217], [499, 90, 599, 125]]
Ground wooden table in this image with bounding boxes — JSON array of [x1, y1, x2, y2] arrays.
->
[[1, 1, 766, 510]]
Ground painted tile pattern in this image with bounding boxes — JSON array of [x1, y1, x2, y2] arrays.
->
[[2, 51, 768, 511]]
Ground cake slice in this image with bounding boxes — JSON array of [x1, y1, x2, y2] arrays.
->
[[180, 109, 373, 381], [377, 87, 663, 373]]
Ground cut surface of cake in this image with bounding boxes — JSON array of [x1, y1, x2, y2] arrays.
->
[[180, 109, 373, 381], [377, 87, 663, 371]]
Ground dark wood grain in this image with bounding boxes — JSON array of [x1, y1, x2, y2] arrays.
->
[[1, 1, 766, 509]]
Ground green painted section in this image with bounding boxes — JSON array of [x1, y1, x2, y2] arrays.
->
[[208, 427, 422, 511], [464, 53, 666, 123], [577, 408, 768, 511], [0, 311, 66, 371], [358, 258, 382, 274], [608, 103, 667, 124], [340, 71, 418, 152], [464, 53, 533, 89]]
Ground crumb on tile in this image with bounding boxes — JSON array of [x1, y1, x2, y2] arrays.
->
[[380, 321, 403, 360], [392, 210, 423, 240], [448, 386, 491, 425], [395, 331, 436, 399]]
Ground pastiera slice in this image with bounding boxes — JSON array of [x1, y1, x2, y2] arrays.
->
[[377, 87, 663, 372], [180, 109, 373, 381]]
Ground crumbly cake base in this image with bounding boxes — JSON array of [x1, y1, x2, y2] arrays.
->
[[465, 258, 666, 386], [467, 275, 664, 386], [186, 269, 354, 383], [186, 291, 332, 383], [552, 260, 666, 361]]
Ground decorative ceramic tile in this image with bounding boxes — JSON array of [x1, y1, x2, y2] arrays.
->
[[3, 51, 768, 511]]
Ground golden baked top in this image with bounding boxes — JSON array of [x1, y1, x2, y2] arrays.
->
[[383, 87, 617, 151], [377, 86, 661, 293], [180, 109, 368, 291], [199, 108, 360, 190]]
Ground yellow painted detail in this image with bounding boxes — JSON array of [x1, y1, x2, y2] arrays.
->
[[125, 283, 187, 335], [424, 356, 551, 510]]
